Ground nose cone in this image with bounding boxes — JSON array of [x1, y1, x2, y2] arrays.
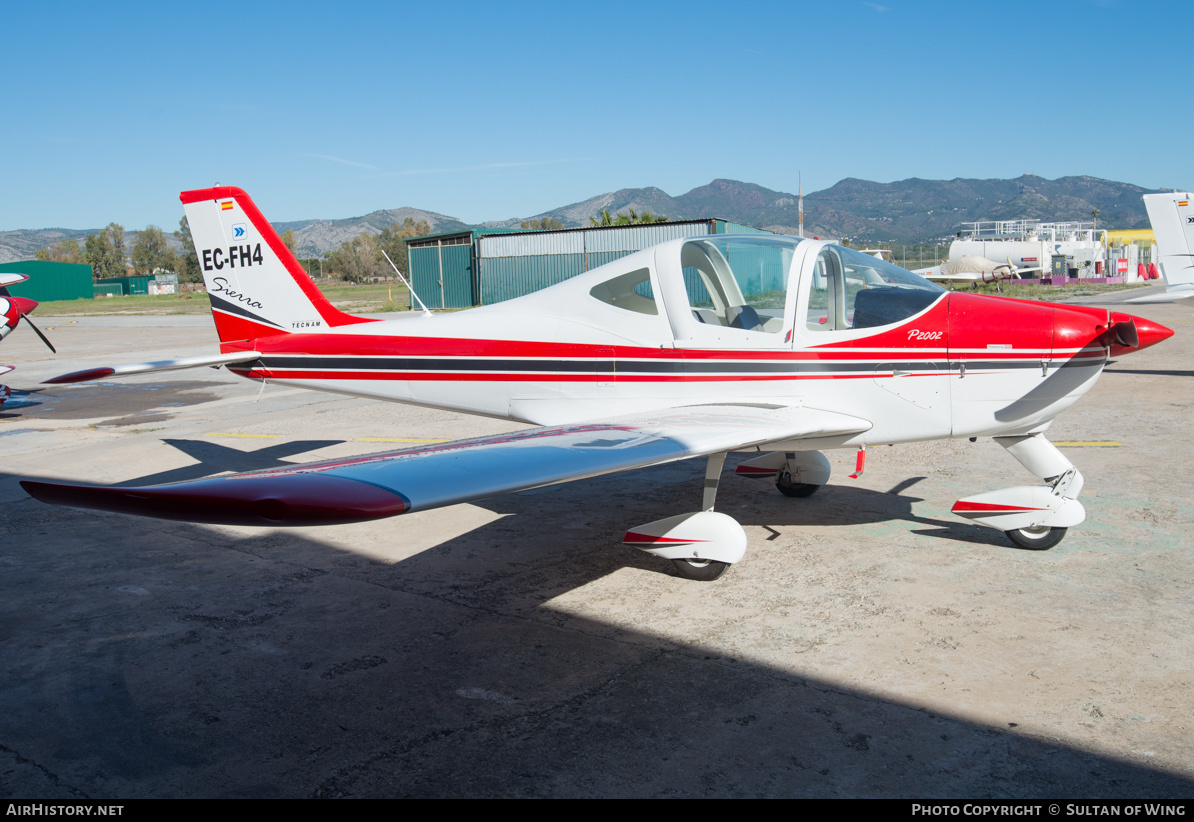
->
[[9, 296, 38, 316], [1107, 312, 1174, 357], [1126, 315, 1174, 352]]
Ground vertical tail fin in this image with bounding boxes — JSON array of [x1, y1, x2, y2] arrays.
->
[[180, 186, 376, 342], [1136, 192, 1194, 300]]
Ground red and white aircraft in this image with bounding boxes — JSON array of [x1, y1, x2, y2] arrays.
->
[[0, 272, 54, 409], [23, 186, 1174, 580]]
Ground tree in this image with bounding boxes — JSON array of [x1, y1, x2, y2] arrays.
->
[[34, 238, 85, 264], [174, 217, 203, 284], [281, 229, 297, 255], [131, 225, 172, 275], [84, 223, 128, 279], [324, 232, 385, 283], [521, 217, 564, 231], [589, 208, 667, 227], [375, 217, 432, 279]]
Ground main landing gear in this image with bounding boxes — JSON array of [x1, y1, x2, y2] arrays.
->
[[951, 433, 1085, 551], [623, 452, 744, 581], [623, 450, 832, 581]]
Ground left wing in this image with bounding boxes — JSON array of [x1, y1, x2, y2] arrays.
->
[[43, 351, 262, 384], [22, 404, 870, 526]]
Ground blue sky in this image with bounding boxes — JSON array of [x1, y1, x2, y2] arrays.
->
[[2, 0, 1190, 231]]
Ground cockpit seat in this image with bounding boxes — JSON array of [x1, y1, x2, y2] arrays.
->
[[726, 304, 764, 332]]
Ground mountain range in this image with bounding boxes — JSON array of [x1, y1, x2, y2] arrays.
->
[[0, 175, 1163, 263]]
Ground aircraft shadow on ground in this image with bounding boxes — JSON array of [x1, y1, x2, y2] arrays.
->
[[2, 460, 1189, 798]]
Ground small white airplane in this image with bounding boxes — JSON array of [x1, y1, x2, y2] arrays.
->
[[0, 273, 55, 408], [1126, 191, 1194, 304], [914, 255, 1045, 287], [22, 186, 1173, 580]]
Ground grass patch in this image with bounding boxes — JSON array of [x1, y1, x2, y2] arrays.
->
[[952, 282, 1144, 302], [31, 279, 413, 317]]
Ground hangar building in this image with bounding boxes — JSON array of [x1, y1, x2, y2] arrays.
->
[[0, 260, 94, 302], [406, 219, 770, 309]]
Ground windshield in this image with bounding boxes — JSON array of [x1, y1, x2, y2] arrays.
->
[[807, 245, 944, 331]]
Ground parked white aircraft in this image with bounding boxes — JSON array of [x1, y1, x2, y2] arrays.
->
[[914, 255, 1045, 287], [22, 187, 1173, 580], [1127, 191, 1194, 303]]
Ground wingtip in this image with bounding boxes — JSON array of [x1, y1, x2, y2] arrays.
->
[[20, 474, 409, 526], [42, 367, 116, 385]]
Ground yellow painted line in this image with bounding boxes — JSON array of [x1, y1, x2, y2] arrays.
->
[[206, 432, 281, 439], [356, 437, 449, 443], [1055, 441, 1122, 447]]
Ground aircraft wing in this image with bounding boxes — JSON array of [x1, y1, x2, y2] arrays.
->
[[21, 404, 870, 526], [43, 351, 262, 384]]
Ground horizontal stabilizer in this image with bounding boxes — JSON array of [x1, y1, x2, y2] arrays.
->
[[43, 351, 262, 385], [21, 404, 871, 526], [1125, 284, 1194, 304]]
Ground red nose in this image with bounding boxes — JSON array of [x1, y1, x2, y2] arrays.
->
[[1114, 313, 1174, 355], [8, 296, 38, 317]]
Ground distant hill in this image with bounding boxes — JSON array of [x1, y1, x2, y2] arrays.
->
[[273, 207, 471, 260], [0, 175, 1167, 263], [516, 176, 1160, 241], [0, 227, 98, 265]]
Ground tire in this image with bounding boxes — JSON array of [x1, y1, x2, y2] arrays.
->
[[776, 473, 820, 498], [1005, 526, 1067, 551], [671, 558, 730, 581]]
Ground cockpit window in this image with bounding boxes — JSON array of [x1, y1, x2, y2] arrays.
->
[[680, 236, 800, 333], [589, 267, 658, 315], [806, 246, 944, 331]]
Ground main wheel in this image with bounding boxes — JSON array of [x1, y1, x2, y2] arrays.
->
[[776, 473, 820, 498], [1005, 526, 1067, 551], [671, 558, 729, 581]]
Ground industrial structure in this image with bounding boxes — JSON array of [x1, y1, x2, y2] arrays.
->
[[952, 220, 1113, 281], [406, 219, 769, 309]]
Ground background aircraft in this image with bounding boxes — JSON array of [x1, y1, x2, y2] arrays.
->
[[1126, 191, 1194, 304], [23, 187, 1172, 580], [913, 255, 1045, 288], [0, 272, 55, 408]]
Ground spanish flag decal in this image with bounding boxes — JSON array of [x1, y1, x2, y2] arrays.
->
[[1179, 200, 1189, 207], [221, 201, 234, 211]]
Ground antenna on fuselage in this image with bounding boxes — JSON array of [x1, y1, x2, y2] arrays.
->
[[798, 171, 804, 239], [381, 250, 433, 317]]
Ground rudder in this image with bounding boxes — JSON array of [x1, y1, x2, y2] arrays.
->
[[1143, 191, 1194, 289]]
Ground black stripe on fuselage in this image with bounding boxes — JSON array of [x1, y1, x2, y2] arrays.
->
[[253, 355, 1103, 375]]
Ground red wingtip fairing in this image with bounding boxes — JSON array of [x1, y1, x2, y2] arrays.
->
[[19, 473, 409, 526], [42, 367, 117, 385]]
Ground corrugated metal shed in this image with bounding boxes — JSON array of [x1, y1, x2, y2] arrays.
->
[[405, 218, 773, 308], [0, 260, 94, 302], [95, 276, 150, 296]]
